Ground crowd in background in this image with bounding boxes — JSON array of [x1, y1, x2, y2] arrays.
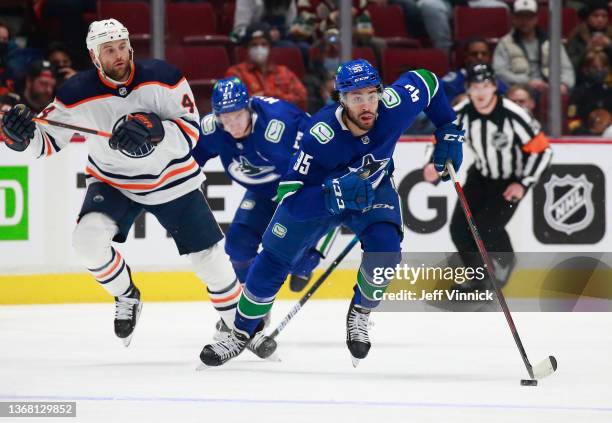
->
[[0, 0, 610, 136]]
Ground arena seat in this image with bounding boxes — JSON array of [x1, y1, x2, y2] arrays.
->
[[382, 48, 449, 84]]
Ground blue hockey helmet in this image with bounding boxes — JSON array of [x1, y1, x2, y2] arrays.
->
[[335, 59, 382, 93], [211, 77, 250, 114]]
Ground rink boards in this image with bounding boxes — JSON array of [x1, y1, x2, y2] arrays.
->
[[0, 137, 611, 303]]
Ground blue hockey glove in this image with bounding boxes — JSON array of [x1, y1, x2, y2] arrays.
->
[[323, 171, 374, 215], [2, 104, 36, 151], [110, 112, 164, 156], [433, 122, 464, 181]]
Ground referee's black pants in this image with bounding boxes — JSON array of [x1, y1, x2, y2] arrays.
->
[[450, 166, 520, 274]]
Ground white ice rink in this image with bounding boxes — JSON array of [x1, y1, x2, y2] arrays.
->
[[0, 301, 610, 423]]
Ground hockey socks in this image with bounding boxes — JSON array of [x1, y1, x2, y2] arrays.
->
[[88, 247, 132, 297], [207, 278, 242, 328], [235, 288, 275, 336]]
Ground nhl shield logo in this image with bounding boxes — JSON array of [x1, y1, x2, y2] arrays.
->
[[543, 174, 594, 235]]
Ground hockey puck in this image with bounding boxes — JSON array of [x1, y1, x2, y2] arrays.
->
[[520, 379, 538, 386]]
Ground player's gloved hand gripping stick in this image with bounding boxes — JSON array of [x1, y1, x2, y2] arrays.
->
[[434, 122, 464, 181], [1, 106, 163, 157], [323, 171, 374, 215], [446, 159, 557, 386], [0, 106, 112, 151]]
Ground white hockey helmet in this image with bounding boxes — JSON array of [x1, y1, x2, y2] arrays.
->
[[86, 19, 132, 68]]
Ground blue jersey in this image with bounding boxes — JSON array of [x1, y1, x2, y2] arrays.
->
[[193, 97, 310, 199], [278, 69, 456, 219]]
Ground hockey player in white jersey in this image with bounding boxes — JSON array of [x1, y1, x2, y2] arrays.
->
[[0, 19, 272, 355]]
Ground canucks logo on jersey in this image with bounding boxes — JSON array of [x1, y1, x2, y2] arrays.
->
[[348, 154, 390, 189], [227, 156, 281, 185]]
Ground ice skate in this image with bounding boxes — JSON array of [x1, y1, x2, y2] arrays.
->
[[114, 285, 142, 347], [346, 299, 371, 367]]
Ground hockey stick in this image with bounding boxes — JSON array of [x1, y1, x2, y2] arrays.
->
[[269, 235, 360, 340], [446, 160, 557, 385], [0, 110, 112, 138]]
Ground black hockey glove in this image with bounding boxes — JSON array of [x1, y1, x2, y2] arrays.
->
[[109, 112, 164, 156], [2, 104, 36, 151]]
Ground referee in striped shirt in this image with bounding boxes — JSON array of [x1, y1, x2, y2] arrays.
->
[[424, 63, 552, 289]]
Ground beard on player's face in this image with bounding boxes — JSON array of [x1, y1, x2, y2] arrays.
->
[[346, 103, 377, 130], [97, 41, 132, 82]]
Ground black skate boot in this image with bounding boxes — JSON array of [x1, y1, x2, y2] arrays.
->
[[213, 319, 232, 341], [114, 284, 142, 347], [199, 329, 249, 367], [289, 274, 310, 292], [346, 299, 371, 367], [247, 321, 278, 360]]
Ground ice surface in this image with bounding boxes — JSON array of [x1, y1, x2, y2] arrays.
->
[[0, 301, 610, 422]]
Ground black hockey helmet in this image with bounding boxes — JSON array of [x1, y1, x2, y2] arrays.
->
[[465, 63, 496, 85]]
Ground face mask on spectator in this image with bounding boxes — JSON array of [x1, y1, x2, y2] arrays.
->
[[249, 46, 269, 65], [324, 57, 340, 72]]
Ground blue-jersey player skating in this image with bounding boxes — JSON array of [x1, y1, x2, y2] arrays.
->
[[198, 59, 465, 367], [193, 78, 336, 315]]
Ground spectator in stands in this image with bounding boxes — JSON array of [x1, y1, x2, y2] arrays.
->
[[0, 92, 20, 113], [567, 48, 612, 135], [232, 0, 297, 44], [19, 60, 56, 114], [0, 20, 19, 95], [46, 42, 77, 87], [226, 23, 307, 110], [493, 0, 575, 95], [303, 29, 340, 114], [506, 84, 536, 115], [417, 0, 509, 55], [443, 37, 508, 102], [291, 0, 387, 66], [567, 0, 611, 72]]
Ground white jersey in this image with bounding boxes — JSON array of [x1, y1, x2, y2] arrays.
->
[[28, 59, 202, 205]]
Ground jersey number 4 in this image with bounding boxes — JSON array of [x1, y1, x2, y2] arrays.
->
[[182, 94, 195, 113], [293, 151, 313, 175]]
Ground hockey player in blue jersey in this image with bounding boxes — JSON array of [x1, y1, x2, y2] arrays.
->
[[193, 78, 334, 305], [199, 59, 464, 367]]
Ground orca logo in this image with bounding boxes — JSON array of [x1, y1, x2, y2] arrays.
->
[[227, 156, 280, 185], [533, 165, 605, 244]]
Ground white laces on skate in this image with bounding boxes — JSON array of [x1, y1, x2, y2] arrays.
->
[[348, 307, 370, 343], [115, 296, 139, 321], [209, 333, 246, 360]]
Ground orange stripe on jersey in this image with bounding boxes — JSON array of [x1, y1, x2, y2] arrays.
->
[[57, 94, 115, 109], [85, 159, 199, 191], [131, 77, 186, 92], [42, 132, 53, 156], [522, 132, 550, 154], [57, 76, 186, 109], [96, 251, 122, 279], [209, 287, 242, 304], [174, 118, 198, 142]]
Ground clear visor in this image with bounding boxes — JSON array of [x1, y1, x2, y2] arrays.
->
[[342, 91, 381, 106]]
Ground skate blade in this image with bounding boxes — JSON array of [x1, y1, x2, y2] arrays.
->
[[196, 363, 211, 371], [122, 334, 134, 347], [265, 352, 282, 362], [351, 356, 361, 368], [121, 302, 143, 348]]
